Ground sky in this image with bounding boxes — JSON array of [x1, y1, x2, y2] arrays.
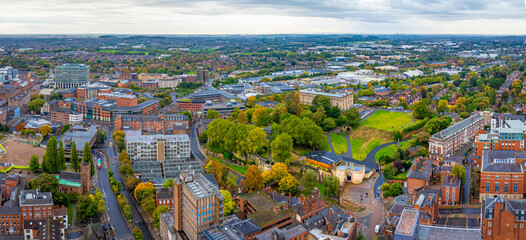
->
[[1, 0, 526, 34]]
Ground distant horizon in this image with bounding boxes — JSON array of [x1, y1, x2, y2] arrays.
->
[[2, 1, 526, 35], [0, 33, 526, 37]]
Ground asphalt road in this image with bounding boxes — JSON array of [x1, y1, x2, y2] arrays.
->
[[98, 130, 155, 240], [97, 151, 133, 238], [439, 207, 481, 215], [190, 124, 207, 162]]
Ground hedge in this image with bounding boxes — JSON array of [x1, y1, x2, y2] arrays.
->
[[403, 118, 428, 133]]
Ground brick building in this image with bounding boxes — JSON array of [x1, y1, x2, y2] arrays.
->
[[50, 108, 83, 125], [429, 112, 488, 161], [19, 190, 54, 221], [56, 164, 90, 195], [97, 92, 137, 107], [114, 114, 189, 134], [23, 217, 65, 240], [77, 82, 111, 100], [156, 187, 173, 210], [406, 157, 433, 194], [78, 98, 117, 122], [238, 191, 296, 233], [290, 188, 327, 223], [177, 99, 205, 111], [474, 118, 526, 168], [299, 89, 353, 111], [482, 195, 526, 240], [439, 175, 461, 206], [480, 150, 526, 201], [0, 174, 20, 201]]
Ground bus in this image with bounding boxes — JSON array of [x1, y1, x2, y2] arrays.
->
[[97, 159, 101, 169]]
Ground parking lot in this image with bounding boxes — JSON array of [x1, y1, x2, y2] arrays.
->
[[437, 214, 480, 228]]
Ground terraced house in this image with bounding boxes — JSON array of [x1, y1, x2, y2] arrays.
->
[[482, 195, 526, 240]]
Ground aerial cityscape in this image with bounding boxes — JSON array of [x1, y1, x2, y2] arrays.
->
[[1, 1, 526, 240]]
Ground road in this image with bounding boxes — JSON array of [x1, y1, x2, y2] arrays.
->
[[439, 207, 481, 215], [97, 128, 155, 240], [190, 124, 207, 162]]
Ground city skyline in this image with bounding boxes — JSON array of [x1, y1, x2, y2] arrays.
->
[[2, 0, 526, 35]]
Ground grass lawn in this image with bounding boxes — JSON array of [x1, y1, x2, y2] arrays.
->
[[392, 172, 408, 180], [351, 137, 387, 160], [361, 110, 414, 131], [350, 139, 365, 159], [67, 203, 74, 226], [375, 141, 412, 161], [330, 133, 348, 155], [299, 183, 326, 197], [211, 157, 248, 175]]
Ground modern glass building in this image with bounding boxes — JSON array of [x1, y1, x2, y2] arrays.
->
[[55, 64, 90, 89]]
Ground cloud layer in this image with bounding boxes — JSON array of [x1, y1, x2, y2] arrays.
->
[[0, 0, 525, 34]]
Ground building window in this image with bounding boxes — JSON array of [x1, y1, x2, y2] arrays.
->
[[486, 182, 490, 192], [514, 183, 518, 193], [495, 183, 499, 192], [505, 183, 509, 193], [488, 230, 491, 235], [488, 222, 492, 227]]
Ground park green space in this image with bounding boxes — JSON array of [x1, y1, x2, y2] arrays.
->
[[361, 110, 414, 131], [351, 137, 386, 160], [329, 133, 348, 155], [392, 172, 408, 180], [375, 141, 412, 161], [293, 141, 330, 156]]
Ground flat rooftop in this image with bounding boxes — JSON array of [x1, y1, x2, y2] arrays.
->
[[61, 125, 99, 151], [125, 133, 189, 143], [395, 208, 419, 237]]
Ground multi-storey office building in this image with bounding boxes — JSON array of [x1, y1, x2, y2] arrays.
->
[[429, 113, 486, 161], [50, 108, 83, 125], [174, 171, 224, 240], [77, 82, 111, 99], [473, 119, 526, 168], [55, 64, 90, 89], [202, 100, 245, 119], [125, 134, 201, 181], [114, 114, 189, 134], [299, 89, 354, 111]]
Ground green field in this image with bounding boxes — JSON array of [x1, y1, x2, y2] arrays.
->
[[329, 133, 348, 155], [96, 50, 119, 53], [351, 138, 386, 160], [361, 110, 414, 131], [375, 141, 412, 161], [392, 172, 408, 180]]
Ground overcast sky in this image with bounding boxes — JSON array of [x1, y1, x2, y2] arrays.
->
[[1, 0, 526, 34]]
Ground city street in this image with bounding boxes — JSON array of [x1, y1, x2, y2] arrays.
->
[[96, 128, 154, 240]]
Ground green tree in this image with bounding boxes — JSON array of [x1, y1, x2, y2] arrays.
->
[[133, 227, 143, 240], [82, 142, 94, 176], [119, 163, 134, 177], [58, 140, 66, 171], [344, 107, 362, 128], [278, 174, 298, 194], [206, 109, 219, 119], [39, 124, 51, 136], [452, 164, 467, 185], [181, 110, 193, 121], [322, 118, 336, 130], [27, 98, 46, 113], [437, 99, 449, 112], [61, 124, 71, 134], [28, 173, 58, 193], [412, 101, 429, 119], [70, 141, 79, 172], [262, 162, 289, 185], [44, 137, 58, 174], [311, 95, 332, 111], [323, 176, 340, 197], [393, 130, 402, 141], [312, 106, 326, 125], [141, 198, 156, 214], [221, 190, 235, 215], [253, 107, 271, 126], [162, 178, 174, 188], [29, 154, 40, 172], [383, 163, 399, 179], [271, 133, 293, 164], [153, 205, 170, 227], [301, 170, 317, 191]]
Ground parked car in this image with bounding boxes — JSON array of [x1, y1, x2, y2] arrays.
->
[[375, 225, 381, 234]]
